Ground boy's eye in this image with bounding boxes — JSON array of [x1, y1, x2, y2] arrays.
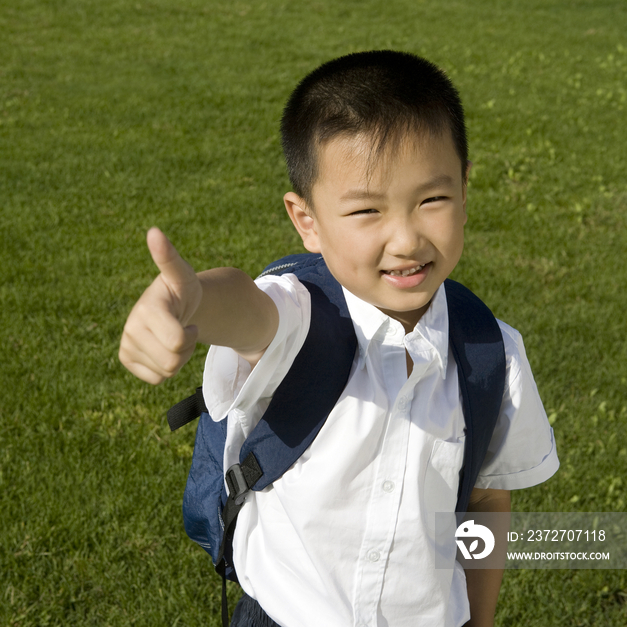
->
[[423, 196, 447, 204], [350, 208, 379, 215]]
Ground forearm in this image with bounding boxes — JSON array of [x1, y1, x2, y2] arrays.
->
[[190, 268, 279, 362], [463, 565, 504, 627], [463, 488, 511, 627]]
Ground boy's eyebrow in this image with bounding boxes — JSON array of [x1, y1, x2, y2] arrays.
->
[[339, 174, 456, 202], [339, 189, 387, 202]]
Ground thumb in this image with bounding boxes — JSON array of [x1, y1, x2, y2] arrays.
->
[[146, 227, 196, 287]]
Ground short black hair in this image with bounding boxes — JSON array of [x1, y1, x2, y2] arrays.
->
[[280, 50, 468, 207]]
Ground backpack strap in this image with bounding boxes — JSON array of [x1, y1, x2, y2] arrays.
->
[[216, 254, 357, 538], [167, 386, 207, 431], [214, 254, 357, 627], [444, 279, 506, 513], [239, 255, 355, 488]]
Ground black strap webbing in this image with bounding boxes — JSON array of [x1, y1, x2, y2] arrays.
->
[[216, 452, 263, 627], [167, 386, 207, 431]]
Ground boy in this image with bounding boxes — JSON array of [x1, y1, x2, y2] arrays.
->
[[119, 51, 559, 627]]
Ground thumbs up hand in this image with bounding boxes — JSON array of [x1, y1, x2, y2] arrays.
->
[[119, 228, 202, 384], [120, 228, 279, 384]]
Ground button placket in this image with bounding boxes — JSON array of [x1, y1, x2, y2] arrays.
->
[[353, 403, 412, 625], [353, 319, 414, 627]]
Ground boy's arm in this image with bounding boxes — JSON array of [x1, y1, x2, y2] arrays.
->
[[119, 227, 279, 384], [463, 487, 511, 627]]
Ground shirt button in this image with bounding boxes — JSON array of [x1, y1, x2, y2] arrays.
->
[[382, 480, 395, 493], [397, 396, 408, 410], [367, 550, 381, 562]]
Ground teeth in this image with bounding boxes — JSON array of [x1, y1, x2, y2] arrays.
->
[[387, 264, 425, 277]]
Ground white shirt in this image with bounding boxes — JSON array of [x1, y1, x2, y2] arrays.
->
[[203, 274, 559, 627]]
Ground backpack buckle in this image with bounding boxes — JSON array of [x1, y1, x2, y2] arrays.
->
[[225, 464, 250, 506]]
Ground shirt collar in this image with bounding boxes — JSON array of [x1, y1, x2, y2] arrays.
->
[[342, 283, 449, 377]]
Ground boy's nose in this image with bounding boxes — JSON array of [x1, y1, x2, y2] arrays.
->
[[385, 217, 423, 258]]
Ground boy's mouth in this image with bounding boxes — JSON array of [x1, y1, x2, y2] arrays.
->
[[382, 263, 429, 277]]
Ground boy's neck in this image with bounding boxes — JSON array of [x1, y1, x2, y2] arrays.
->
[[377, 301, 432, 334]]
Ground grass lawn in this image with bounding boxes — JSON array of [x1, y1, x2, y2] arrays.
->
[[1, 0, 626, 625]]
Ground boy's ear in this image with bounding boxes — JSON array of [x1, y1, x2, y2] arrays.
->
[[283, 192, 322, 253]]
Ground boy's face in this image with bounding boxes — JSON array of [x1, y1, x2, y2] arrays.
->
[[284, 130, 468, 331]]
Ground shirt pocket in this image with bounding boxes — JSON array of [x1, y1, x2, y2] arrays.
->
[[424, 437, 466, 517]]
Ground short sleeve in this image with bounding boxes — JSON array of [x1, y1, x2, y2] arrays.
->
[[474, 321, 560, 490], [202, 273, 311, 435]]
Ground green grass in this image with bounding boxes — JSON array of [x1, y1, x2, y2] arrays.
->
[[1, 0, 626, 624]]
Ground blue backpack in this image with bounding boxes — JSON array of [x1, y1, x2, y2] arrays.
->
[[167, 253, 505, 625]]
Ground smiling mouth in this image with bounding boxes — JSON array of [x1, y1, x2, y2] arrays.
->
[[382, 263, 429, 277]]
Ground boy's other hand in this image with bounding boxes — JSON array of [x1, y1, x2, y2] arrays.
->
[[119, 227, 202, 384]]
